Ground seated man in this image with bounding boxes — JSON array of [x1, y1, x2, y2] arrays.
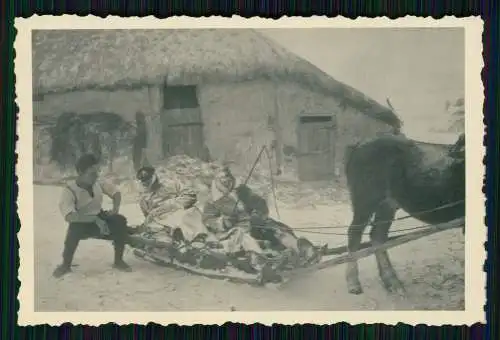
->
[[202, 166, 262, 251], [136, 166, 183, 222], [202, 166, 321, 274], [53, 154, 132, 278], [135, 166, 205, 243]]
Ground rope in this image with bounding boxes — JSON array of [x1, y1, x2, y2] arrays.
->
[[231, 145, 281, 219], [294, 224, 436, 236], [229, 146, 265, 215], [291, 199, 465, 232], [263, 146, 281, 220], [235, 145, 463, 237]]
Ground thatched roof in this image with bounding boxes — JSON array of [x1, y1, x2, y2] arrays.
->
[[32, 29, 402, 129]]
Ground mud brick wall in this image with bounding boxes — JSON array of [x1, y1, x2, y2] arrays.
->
[[33, 81, 392, 181]]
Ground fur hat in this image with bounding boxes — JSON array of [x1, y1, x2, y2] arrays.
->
[[136, 166, 158, 189]]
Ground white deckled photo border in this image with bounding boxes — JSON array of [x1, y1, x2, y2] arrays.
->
[[15, 15, 485, 326]]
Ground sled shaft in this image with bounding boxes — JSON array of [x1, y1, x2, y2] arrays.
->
[[294, 217, 464, 276]]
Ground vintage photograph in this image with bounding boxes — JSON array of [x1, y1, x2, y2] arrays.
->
[[16, 16, 485, 325]]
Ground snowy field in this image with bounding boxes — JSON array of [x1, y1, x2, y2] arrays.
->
[[33, 185, 465, 311]]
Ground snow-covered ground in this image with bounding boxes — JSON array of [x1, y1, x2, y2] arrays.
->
[[33, 185, 465, 311]]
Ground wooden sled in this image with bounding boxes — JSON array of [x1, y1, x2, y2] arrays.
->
[[132, 248, 270, 286], [128, 232, 322, 286], [127, 217, 464, 287]]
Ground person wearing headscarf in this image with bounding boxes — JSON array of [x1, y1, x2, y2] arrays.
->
[[201, 166, 265, 256], [202, 165, 323, 272]]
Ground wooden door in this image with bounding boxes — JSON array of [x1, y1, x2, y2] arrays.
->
[[296, 114, 336, 181], [161, 85, 207, 160]]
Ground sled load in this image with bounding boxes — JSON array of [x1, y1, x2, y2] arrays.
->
[[127, 162, 326, 286], [130, 211, 326, 286]]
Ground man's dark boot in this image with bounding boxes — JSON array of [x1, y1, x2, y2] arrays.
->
[[113, 244, 132, 272], [55, 227, 79, 278]]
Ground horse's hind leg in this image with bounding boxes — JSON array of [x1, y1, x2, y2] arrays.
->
[[370, 201, 406, 295], [346, 209, 373, 295]]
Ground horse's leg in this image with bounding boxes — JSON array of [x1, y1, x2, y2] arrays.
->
[[346, 209, 373, 295], [370, 201, 406, 295]]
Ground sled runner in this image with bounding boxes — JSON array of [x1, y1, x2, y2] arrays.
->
[[127, 215, 464, 287]]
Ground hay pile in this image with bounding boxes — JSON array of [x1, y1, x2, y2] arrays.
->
[[35, 151, 349, 208], [112, 155, 349, 208]]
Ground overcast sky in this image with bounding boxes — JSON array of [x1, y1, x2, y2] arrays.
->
[[259, 28, 464, 139]]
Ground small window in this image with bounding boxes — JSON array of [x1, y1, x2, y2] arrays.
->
[[163, 85, 199, 109], [299, 114, 335, 124]]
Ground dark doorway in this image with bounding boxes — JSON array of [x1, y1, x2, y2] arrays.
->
[[161, 85, 208, 160], [296, 113, 337, 181]]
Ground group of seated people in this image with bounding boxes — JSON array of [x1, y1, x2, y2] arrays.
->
[[52, 153, 321, 279], [134, 164, 322, 274]]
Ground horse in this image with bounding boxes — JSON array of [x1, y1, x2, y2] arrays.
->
[[343, 132, 465, 295]]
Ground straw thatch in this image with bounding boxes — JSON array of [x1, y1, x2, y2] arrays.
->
[[447, 97, 465, 134], [32, 29, 402, 129]]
